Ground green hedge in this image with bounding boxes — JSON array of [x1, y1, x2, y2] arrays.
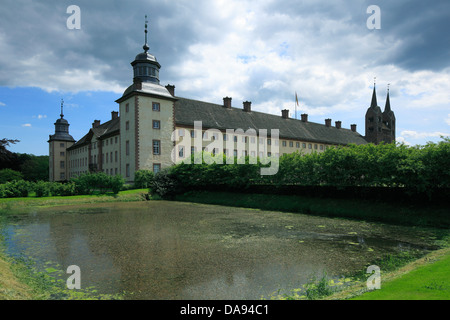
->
[[151, 139, 450, 199], [0, 172, 126, 198]]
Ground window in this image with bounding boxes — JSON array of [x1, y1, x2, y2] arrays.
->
[[289, 141, 294, 148], [152, 102, 160, 111], [126, 121, 130, 130], [179, 129, 185, 137], [115, 168, 118, 175], [115, 151, 118, 163], [153, 164, 161, 173], [296, 142, 300, 148], [106, 140, 109, 146], [250, 137, 256, 144], [190, 130, 196, 138], [179, 146, 184, 158], [126, 104, 129, 113], [302, 143, 306, 149], [308, 144, 312, 149], [233, 136, 238, 142], [153, 140, 161, 155], [314, 144, 318, 150], [60, 143, 65, 148], [267, 139, 271, 145], [60, 152, 65, 156], [126, 164, 130, 178], [60, 173, 65, 180], [110, 152, 113, 163], [153, 120, 160, 129], [115, 137, 118, 144], [223, 134, 228, 141], [126, 141, 130, 156], [282, 141, 287, 147], [60, 161, 65, 169], [320, 145, 324, 151]]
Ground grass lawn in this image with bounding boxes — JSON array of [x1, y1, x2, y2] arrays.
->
[[0, 189, 149, 212], [351, 248, 450, 300]]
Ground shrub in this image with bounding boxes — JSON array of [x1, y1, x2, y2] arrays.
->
[[150, 169, 181, 199], [134, 170, 155, 189], [71, 173, 124, 195], [34, 181, 51, 198], [0, 169, 23, 184]]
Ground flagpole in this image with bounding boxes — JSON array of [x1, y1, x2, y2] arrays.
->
[[295, 92, 299, 120]]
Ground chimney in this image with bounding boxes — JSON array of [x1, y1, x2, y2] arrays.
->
[[351, 124, 357, 132], [165, 84, 175, 96], [111, 111, 119, 120], [92, 120, 101, 128], [325, 119, 332, 127], [223, 97, 232, 109], [301, 114, 308, 122], [335, 121, 342, 129], [281, 109, 289, 119], [243, 101, 252, 112]]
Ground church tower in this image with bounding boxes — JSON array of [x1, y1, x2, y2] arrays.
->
[[48, 99, 75, 181], [365, 80, 396, 144], [115, 15, 177, 183], [381, 85, 396, 144]]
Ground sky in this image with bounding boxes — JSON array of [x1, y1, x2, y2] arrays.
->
[[0, 0, 449, 156]]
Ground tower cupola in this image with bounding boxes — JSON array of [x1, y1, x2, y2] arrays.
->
[[49, 99, 75, 142], [131, 15, 161, 85]]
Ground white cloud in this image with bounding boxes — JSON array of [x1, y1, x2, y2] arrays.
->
[[0, 102, 5, 106], [21, 123, 32, 127], [33, 115, 47, 119], [446, 114, 450, 126], [400, 130, 449, 141]]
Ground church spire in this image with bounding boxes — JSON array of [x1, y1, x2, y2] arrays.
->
[[370, 77, 378, 109], [384, 84, 391, 113]]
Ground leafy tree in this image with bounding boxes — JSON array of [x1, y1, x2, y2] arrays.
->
[[0, 168, 23, 184]]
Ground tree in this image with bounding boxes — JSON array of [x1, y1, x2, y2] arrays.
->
[[0, 138, 20, 170], [0, 168, 23, 184]]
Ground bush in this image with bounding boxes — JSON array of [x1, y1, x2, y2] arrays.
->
[[71, 173, 124, 195], [0, 169, 23, 184], [150, 169, 181, 199], [134, 170, 155, 189], [33, 181, 51, 198]]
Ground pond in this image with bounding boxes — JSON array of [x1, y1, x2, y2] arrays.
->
[[0, 201, 442, 300]]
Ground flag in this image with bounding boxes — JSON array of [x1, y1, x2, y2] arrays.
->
[[295, 92, 299, 106]]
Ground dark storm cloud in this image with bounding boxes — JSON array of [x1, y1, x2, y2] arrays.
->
[[0, 0, 449, 93]]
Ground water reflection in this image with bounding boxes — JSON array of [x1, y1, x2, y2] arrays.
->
[[0, 201, 439, 300]]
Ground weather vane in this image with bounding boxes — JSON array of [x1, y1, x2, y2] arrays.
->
[[60, 98, 64, 119]]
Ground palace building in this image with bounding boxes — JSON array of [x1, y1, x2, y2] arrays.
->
[[48, 25, 395, 183]]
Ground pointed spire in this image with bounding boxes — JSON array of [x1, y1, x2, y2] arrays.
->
[[370, 77, 378, 109], [60, 98, 64, 119], [384, 84, 391, 112], [143, 15, 149, 53]]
